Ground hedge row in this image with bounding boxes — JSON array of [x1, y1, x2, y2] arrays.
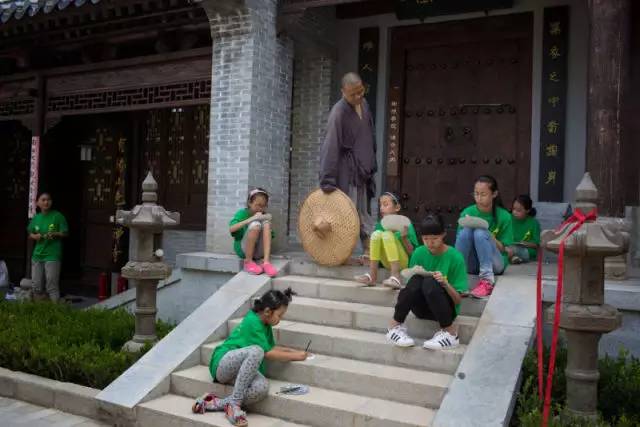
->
[[0, 301, 172, 389], [513, 344, 640, 427]]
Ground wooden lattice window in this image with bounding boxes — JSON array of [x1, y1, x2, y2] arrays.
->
[[140, 105, 209, 229]]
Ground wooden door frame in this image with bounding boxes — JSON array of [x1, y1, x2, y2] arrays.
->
[[386, 12, 533, 197]]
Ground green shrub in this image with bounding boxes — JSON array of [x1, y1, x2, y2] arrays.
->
[[513, 343, 640, 427], [598, 350, 640, 425], [0, 301, 173, 389]]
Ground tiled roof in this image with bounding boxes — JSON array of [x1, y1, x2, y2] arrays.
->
[[0, 0, 101, 24]]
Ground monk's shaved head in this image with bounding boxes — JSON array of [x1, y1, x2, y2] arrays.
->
[[341, 72, 362, 88]]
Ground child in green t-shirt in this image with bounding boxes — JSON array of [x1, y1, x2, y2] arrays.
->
[[506, 195, 541, 264], [355, 192, 420, 289], [385, 214, 468, 350], [193, 288, 308, 426], [455, 175, 513, 299], [229, 188, 277, 277], [27, 193, 68, 302]]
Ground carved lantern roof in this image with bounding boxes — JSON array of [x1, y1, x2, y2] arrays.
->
[[0, 0, 101, 23]]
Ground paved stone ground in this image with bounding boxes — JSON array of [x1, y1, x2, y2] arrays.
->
[[0, 397, 107, 427]]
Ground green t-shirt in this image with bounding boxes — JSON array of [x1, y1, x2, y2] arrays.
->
[[229, 208, 275, 259], [458, 204, 514, 266], [374, 221, 421, 251], [27, 210, 68, 262], [409, 246, 468, 315], [512, 216, 541, 259], [209, 310, 275, 379]]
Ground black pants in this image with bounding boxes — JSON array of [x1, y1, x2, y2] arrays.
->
[[393, 276, 456, 328]]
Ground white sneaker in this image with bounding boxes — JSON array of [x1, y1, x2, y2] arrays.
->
[[423, 330, 459, 350], [386, 325, 415, 347]]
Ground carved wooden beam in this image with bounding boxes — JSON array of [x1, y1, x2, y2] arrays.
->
[[198, 0, 245, 19], [280, 0, 366, 13]]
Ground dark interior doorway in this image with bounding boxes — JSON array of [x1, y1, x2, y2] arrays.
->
[[0, 120, 31, 285], [42, 113, 132, 296]]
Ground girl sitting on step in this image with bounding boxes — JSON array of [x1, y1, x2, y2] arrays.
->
[[355, 192, 421, 289], [385, 214, 468, 350], [229, 188, 278, 277], [506, 194, 540, 265], [193, 288, 308, 427], [455, 175, 513, 299]]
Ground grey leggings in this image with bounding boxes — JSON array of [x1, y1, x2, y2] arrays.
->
[[215, 345, 269, 407]]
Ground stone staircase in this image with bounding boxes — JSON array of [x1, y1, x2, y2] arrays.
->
[[135, 267, 486, 427]]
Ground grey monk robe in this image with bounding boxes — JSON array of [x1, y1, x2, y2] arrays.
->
[[319, 98, 377, 195], [319, 98, 377, 240]]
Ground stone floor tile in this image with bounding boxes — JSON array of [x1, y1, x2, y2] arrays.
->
[[0, 397, 107, 427]]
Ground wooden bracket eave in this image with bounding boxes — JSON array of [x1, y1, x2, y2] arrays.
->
[[199, 0, 246, 19], [276, 12, 337, 58], [280, 0, 367, 14]]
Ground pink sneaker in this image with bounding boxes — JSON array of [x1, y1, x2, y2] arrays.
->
[[470, 279, 494, 299], [262, 262, 278, 278], [244, 261, 263, 275]]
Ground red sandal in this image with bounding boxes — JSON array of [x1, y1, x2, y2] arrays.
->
[[224, 403, 248, 427], [192, 392, 222, 414]]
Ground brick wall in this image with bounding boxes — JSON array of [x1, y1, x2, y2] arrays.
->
[[285, 7, 337, 243], [202, 0, 294, 254], [287, 53, 335, 243], [162, 230, 206, 266]]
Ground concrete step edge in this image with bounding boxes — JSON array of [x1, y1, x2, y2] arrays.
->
[[222, 320, 466, 374], [273, 275, 486, 317], [183, 357, 451, 408], [170, 373, 435, 427], [138, 393, 308, 427], [286, 296, 478, 343]]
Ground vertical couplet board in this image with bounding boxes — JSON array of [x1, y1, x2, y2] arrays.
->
[[538, 6, 569, 202], [358, 27, 380, 119]]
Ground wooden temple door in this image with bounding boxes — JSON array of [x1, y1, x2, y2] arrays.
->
[[140, 105, 208, 229], [0, 121, 30, 283], [79, 116, 131, 282], [388, 14, 533, 238]]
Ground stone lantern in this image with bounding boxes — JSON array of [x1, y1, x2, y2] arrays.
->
[[116, 172, 180, 352], [542, 172, 628, 418]]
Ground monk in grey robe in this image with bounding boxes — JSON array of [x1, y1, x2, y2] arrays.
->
[[319, 72, 377, 258]]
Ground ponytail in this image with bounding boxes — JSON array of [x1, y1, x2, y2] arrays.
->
[[252, 288, 296, 312], [514, 194, 537, 217]]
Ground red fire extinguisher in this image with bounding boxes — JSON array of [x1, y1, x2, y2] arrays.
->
[[116, 276, 128, 294], [98, 272, 108, 301]]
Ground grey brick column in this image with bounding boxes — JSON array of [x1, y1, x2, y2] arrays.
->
[[287, 52, 335, 243], [201, 0, 294, 253]]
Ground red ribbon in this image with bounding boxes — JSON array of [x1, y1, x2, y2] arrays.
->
[[536, 208, 597, 427]]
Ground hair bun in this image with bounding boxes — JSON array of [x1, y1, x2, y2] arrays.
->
[[282, 287, 297, 301], [252, 297, 264, 311], [529, 207, 537, 217]]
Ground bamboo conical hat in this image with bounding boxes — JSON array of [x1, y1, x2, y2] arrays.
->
[[298, 188, 360, 266]]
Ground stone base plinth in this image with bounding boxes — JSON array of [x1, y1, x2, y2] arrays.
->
[[122, 338, 157, 353]]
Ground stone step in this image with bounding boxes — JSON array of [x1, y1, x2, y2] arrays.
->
[[138, 393, 308, 427], [222, 319, 465, 374], [285, 296, 478, 344], [287, 258, 390, 281], [273, 275, 486, 317], [199, 346, 450, 407], [171, 368, 435, 427]]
